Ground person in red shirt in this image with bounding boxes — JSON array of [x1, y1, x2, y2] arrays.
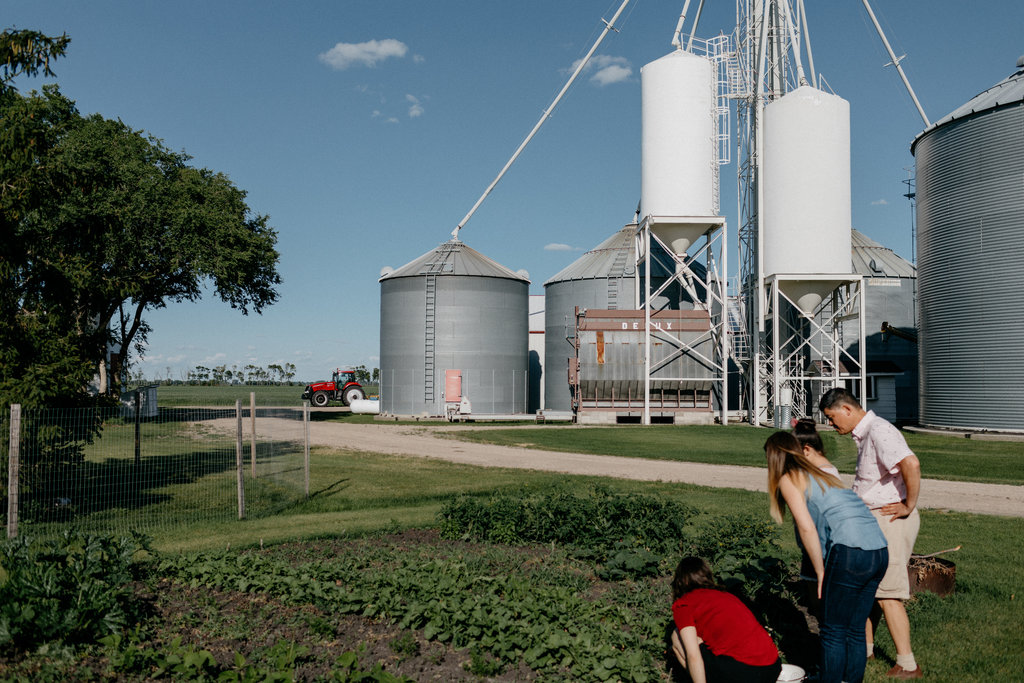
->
[[670, 556, 782, 683]]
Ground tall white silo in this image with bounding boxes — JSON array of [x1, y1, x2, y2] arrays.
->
[[640, 49, 718, 255], [763, 85, 853, 314]]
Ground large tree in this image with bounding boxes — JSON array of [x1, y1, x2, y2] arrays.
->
[[33, 115, 281, 393], [1, 27, 281, 406], [0, 30, 93, 408]]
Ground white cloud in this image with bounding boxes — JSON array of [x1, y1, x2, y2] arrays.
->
[[871, 198, 890, 206], [544, 243, 576, 251], [413, 54, 425, 64], [319, 39, 409, 70], [385, 117, 400, 124], [591, 63, 632, 86], [568, 55, 633, 86], [406, 94, 424, 118]]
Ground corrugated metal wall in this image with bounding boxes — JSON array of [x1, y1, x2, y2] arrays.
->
[[915, 102, 1024, 430], [380, 274, 529, 416]]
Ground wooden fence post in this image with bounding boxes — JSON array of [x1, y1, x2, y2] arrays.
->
[[304, 401, 310, 498], [250, 391, 257, 478], [7, 404, 21, 539], [236, 400, 245, 519], [134, 390, 142, 466]]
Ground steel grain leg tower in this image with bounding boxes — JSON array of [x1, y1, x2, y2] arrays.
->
[[734, 0, 865, 425]]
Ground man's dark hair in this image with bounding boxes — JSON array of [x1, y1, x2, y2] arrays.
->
[[819, 387, 861, 412]]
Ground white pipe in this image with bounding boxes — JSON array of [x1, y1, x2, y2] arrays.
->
[[860, 0, 930, 127], [777, 0, 808, 86], [798, 0, 817, 88], [686, 0, 706, 52], [671, 0, 693, 49], [452, 0, 633, 239]]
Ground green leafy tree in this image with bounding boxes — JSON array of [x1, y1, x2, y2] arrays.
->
[[1, 27, 281, 405], [352, 364, 371, 384], [32, 114, 281, 394], [1, 31, 94, 409]]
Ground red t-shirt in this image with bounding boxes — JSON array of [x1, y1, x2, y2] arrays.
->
[[672, 588, 779, 666]]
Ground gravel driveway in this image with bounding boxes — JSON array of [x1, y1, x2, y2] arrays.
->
[[240, 419, 1024, 518]]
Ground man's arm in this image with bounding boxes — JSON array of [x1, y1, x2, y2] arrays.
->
[[880, 454, 921, 521]]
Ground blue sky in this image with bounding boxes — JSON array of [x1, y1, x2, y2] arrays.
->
[[6, 1, 1022, 382]]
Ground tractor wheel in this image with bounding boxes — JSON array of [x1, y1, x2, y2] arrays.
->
[[311, 391, 330, 407], [342, 386, 365, 406]]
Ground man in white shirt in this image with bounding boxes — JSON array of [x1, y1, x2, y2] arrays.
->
[[820, 387, 923, 680]]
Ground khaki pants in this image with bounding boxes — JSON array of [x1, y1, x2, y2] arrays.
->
[[870, 507, 920, 600]]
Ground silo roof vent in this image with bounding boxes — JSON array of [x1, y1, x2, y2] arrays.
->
[[379, 239, 529, 282]]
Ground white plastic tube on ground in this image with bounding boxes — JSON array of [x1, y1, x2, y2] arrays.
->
[[349, 399, 380, 415]]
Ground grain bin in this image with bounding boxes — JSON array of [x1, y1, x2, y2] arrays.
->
[[911, 56, 1024, 431], [543, 226, 637, 412], [379, 239, 529, 417], [543, 225, 706, 413], [763, 86, 853, 314]]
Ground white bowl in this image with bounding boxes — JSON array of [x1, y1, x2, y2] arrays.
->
[[777, 663, 806, 682]]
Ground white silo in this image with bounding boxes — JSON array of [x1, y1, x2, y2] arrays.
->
[[763, 85, 853, 314], [640, 49, 718, 255]]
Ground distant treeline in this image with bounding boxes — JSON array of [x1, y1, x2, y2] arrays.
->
[[144, 363, 380, 386]]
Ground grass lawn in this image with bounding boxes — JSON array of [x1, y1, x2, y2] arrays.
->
[[155, 383, 380, 406], [445, 424, 1024, 485], [6, 413, 1021, 681], [145, 447, 1022, 682]]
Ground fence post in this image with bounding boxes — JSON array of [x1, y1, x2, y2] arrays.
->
[[250, 391, 257, 478], [134, 390, 141, 466], [7, 404, 20, 539], [235, 400, 245, 519], [303, 401, 310, 498]]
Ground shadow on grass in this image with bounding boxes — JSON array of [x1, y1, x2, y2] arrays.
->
[[21, 439, 306, 526]]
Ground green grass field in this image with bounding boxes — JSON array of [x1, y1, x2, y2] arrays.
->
[[8, 395, 1022, 681], [444, 424, 1024, 485], [154, 383, 379, 406], [144, 444, 1022, 682]]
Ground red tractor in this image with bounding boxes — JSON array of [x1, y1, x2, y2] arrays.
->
[[302, 369, 365, 407]]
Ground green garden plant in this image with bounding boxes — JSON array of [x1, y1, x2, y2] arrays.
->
[[0, 530, 150, 651]]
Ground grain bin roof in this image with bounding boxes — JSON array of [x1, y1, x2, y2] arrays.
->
[[544, 225, 638, 285], [379, 239, 529, 282], [912, 57, 1024, 153], [851, 229, 916, 278]]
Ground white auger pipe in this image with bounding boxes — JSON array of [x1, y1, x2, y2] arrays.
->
[[451, 0, 633, 239], [861, 0, 930, 127]]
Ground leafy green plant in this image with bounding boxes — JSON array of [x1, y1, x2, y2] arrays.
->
[[464, 645, 504, 676], [0, 530, 150, 651], [389, 631, 420, 658], [597, 542, 662, 581], [438, 483, 695, 561], [332, 650, 413, 682]]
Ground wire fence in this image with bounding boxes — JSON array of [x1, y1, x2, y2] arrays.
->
[[3, 401, 310, 540]]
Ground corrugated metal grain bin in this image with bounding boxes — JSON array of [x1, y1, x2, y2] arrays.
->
[[911, 57, 1024, 431], [543, 226, 637, 412], [379, 239, 529, 417]]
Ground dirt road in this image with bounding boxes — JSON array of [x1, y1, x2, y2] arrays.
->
[[247, 419, 1024, 518]]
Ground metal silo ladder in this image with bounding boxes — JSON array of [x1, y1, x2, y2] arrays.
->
[[423, 241, 458, 403], [607, 247, 630, 310]]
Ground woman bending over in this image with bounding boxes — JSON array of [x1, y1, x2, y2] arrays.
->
[[669, 556, 782, 683], [764, 431, 888, 683]]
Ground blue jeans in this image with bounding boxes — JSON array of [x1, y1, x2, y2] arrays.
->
[[819, 544, 888, 683]]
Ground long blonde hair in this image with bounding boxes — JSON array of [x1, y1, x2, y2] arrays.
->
[[764, 431, 843, 523]]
